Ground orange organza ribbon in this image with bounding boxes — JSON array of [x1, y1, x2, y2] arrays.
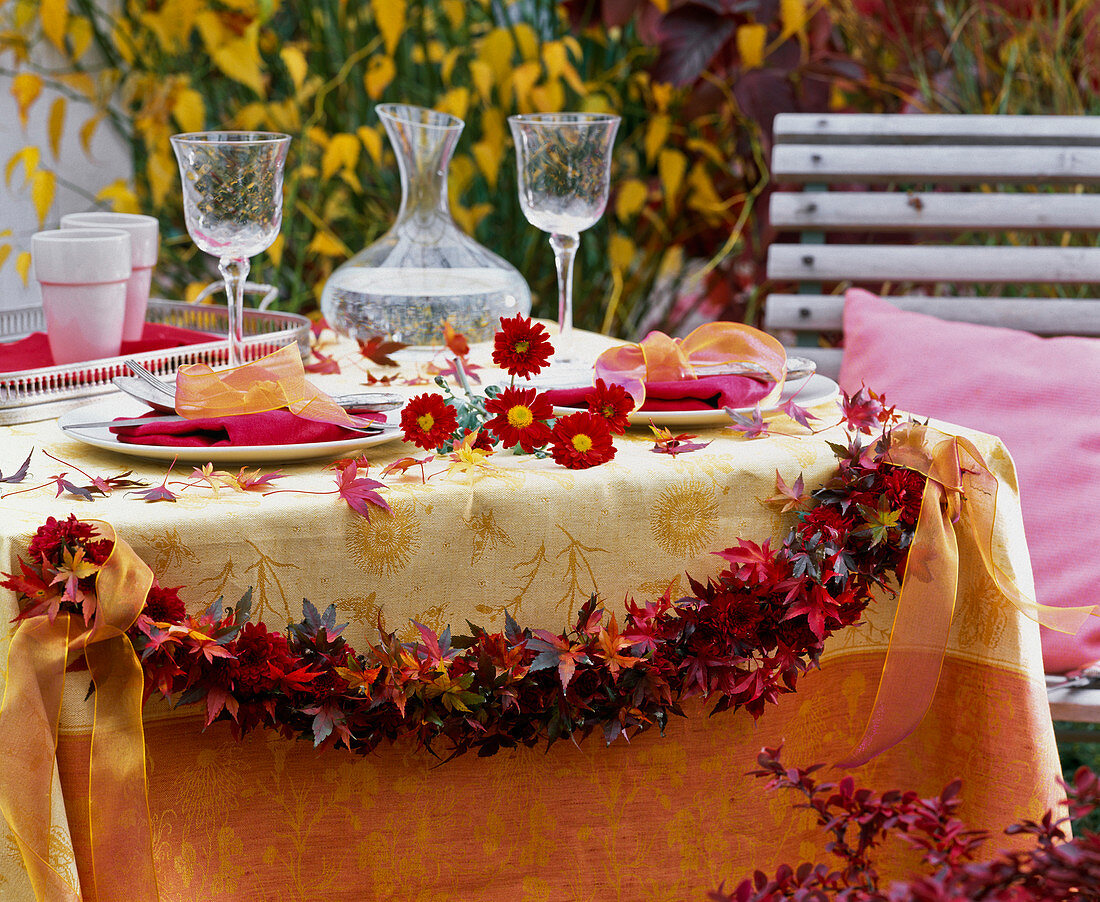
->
[[0, 521, 158, 900], [592, 322, 788, 411], [839, 423, 1099, 768], [174, 343, 368, 427]]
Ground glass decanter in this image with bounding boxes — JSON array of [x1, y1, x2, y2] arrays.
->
[[320, 104, 531, 349]]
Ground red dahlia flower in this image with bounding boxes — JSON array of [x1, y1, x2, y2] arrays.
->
[[400, 393, 458, 450], [550, 411, 616, 469], [492, 313, 554, 378], [583, 378, 633, 434], [485, 386, 553, 452]]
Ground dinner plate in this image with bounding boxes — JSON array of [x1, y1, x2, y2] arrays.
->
[[551, 374, 840, 428], [57, 396, 405, 463]]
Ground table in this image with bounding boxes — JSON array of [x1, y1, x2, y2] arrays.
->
[[0, 329, 1063, 901]]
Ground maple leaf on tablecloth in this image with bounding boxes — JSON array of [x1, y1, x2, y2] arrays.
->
[[190, 463, 242, 497], [1, 448, 33, 484], [780, 398, 819, 429], [131, 484, 178, 502], [334, 462, 390, 520], [766, 470, 809, 513], [379, 454, 434, 482], [444, 430, 494, 480], [443, 322, 470, 358], [725, 407, 769, 439], [328, 455, 370, 472], [233, 468, 286, 490], [527, 630, 591, 692], [358, 336, 407, 367], [648, 423, 711, 456], [305, 348, 340, 374], [50, 474, 93, 501], [429, 357, 483, 385], [84, 470, 146, 496]]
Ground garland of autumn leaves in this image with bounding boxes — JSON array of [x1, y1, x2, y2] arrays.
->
[[1, 420, 925, 757]]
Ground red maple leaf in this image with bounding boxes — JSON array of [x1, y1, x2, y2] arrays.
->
[[780, 398, 819, 429], [443, 322, 470, 358], [234, 468, 286, 490], [130, 484, 178, 502], [334, 462, 390, 520], [714, 539, 775, 584], [379, 455, 434, 482], [305, 349, 341, 374], [783, 583, 841, 640], [358, 336, 407, 366]]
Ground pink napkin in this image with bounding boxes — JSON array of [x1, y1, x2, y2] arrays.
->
[[544, 374, 774, 412], [0, 323, 217, 373], [111, 408, 384, 447]]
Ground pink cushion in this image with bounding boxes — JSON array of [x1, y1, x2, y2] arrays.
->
[[838, 288, 1100, 674]]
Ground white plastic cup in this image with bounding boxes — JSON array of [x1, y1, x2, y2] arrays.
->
[[32, 228, 132, 365], [60, 212, 159, 341]]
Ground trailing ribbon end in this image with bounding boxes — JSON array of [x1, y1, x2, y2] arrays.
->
[[839, 423, 1098, 769]]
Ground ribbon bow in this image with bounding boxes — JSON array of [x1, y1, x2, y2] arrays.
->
[[592, 322, 788, 410], [0, 522, 159, 900], [840, 423, 1098, 767], [174, 343, 368, 428]]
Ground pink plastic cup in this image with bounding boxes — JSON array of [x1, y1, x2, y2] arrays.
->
[[32, 228, 132, 365], [60, 212, 159, 341]]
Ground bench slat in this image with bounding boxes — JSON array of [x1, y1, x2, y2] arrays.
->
[[772, 145, 1100, 184], [774, 112, 1100, 146], [765, 294, 1100, 335], [767, 244, 1100, 283], [770, 191, 1100, 231]]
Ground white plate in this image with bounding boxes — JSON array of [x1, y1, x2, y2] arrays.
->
[[57, 396, 404, 463], [551, 374, 840, 427]]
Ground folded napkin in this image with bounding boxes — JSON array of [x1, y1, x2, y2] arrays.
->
[[0, 323, 217, 373], [111, 408, 383, 447], [544, 373, 774, 413]]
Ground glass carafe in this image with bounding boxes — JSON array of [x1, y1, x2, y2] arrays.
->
[[320, 104, 531, 348]]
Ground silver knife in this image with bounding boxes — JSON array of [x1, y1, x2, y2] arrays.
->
[[64, 415, 386, 434]]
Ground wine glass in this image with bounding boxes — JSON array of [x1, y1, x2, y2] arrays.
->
[[508, 112, 620, 371], [170, 131, 291, 367]]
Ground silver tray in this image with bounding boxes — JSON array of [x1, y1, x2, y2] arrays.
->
[[0, 298, 311, 425]]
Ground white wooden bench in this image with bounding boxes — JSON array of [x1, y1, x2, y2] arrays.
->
[[763, 112, 1100, 731], [764, 112, 1100, 381]]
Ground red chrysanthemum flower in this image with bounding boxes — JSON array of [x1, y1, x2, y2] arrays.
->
[[492, 313, 554, 378], [28, 514, 111, 565], [549, 411, 616, 469], [400, 393, 458, 450], [583, 378, 633, 435], [882, 466, 925, 526], [143, 583, 186, 623], [485, 386, 554, 452]]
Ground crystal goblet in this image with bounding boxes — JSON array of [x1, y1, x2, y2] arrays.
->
[[508, 112, 620, 372], [170, 131, 291, 367]]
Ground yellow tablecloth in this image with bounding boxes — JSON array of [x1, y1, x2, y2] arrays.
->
[[0, 330, 1061, 901]]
